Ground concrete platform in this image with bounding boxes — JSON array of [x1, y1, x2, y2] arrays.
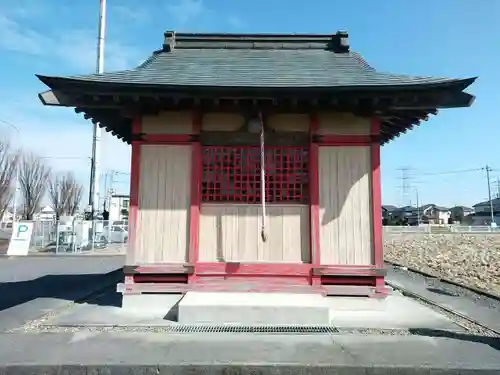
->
[[178, 292, 330, 325], [122, 293, 183, 317], [39, 290, 460, 332], [327, 292, 460, 330]]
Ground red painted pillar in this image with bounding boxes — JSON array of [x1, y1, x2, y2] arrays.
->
[[370, 117, 385, 295], [188, 112, 202, 283], [309, 114, 321, 285], [128, 117, 142, 263]]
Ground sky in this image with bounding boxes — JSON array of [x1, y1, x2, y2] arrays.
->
[[0, 0, 498, 208]]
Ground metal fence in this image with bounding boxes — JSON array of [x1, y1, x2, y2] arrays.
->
[[383, 225, 500, 234], [30, 220, 128, 254], [21, 221, 500, 254]]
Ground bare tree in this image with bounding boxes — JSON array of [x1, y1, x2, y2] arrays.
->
[[0, 140, 19, 219], [66, 180, 84, 216], [48, 172, 83, 218], [19, 154, 50, 220]]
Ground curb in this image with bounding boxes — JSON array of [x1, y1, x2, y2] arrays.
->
[[1, 364, 499, 375]]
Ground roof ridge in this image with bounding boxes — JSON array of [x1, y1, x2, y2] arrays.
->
[[136, 51, 161, 69], [162, 30, 350, 53]]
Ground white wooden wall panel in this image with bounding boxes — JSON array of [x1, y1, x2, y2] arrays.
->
[[199, 204, 309, 263], [133, 145, 191, 264], [318, 146, 373, 265]]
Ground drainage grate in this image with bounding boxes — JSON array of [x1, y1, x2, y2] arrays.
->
[[158, 324, 339, 334]]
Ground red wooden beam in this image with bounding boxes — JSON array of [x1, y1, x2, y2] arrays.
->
[[195, 262, 312, 276], [188, 113, 202, 283], [137, 134, 195, 144], [316, 135, 372, 146], [309, 115, 321, 286], [313, 265, 386, 277], [127, 264, 194, 274], [128, 117, 142, 258], [118, 282, 326, 295]]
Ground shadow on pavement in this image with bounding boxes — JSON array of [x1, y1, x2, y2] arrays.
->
[[81, 286, 123, 307], [410, 328, 500, 352], [0, 270, 122, 312], [426, 287, 459, 297]]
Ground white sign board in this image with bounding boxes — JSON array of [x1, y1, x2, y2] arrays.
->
[[7, 221, 34, 256]]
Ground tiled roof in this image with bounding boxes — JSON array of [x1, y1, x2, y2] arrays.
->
[[52, 32, 471, 89], [66, 50, 462, 89]]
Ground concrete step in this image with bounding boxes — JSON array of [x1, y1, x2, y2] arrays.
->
[[178, 292, 330, 325]]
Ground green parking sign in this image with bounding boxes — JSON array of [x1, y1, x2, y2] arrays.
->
[[7, 221, 34, 256]]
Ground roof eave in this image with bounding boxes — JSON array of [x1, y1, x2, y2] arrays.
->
[[36, 75, 477, 111], [38, 89, 73, 106]]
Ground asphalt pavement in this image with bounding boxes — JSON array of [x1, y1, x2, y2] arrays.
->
[[0, 255, 124, 331], [0, 331, 499, 374]]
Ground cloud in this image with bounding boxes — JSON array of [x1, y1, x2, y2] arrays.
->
[[0, 1, 47, 19], [54, 30, 142, 72], [112, 5, 149, 23], [0, 13, 141, 72], [166, 0, 207, 26], [0, 14, 44, 54], [227, 15, 244, 29]]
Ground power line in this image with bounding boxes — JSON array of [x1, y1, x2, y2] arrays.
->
[[0, 119, 20, 132], [415, 167, 485, 176]]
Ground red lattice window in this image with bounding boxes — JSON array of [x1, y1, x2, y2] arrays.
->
[[202, 146, 309, 203]]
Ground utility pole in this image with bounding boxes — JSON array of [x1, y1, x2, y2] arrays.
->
[[88, 0, 106, 219], [416, 188, 420, 225], [397, 167, 412, 207], [485, 165, 495, 226], [102, 172, 108, 210]]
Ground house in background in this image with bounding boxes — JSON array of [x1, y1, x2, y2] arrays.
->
[[109, 194, 130, 222], [0, 210, 13, 227], [387, 204, 450, 225], [469, 199, 500, 225], [417, 204, 451, 224], [473, 198, 500, 214], [34, 206, 56, 222]]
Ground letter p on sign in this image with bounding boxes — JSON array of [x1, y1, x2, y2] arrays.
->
[[16, 224, 29, 238]]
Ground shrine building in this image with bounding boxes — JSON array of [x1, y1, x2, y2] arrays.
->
[[36, 31, 475, 312]]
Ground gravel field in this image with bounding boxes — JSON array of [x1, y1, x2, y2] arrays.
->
[[384, 232, 500, 297]]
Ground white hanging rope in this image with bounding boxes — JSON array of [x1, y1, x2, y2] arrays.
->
[[259, 112, 267, 242]]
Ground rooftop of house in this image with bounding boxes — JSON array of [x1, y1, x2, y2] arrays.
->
[[419, 203, 449, 212], [36, 31, 476, 145], [389, 204, 450, 213], [473, 198, 500, 207], [451, 205, 473, 211], [111, 194, 130, 199], [382, 205, 399, 212]]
